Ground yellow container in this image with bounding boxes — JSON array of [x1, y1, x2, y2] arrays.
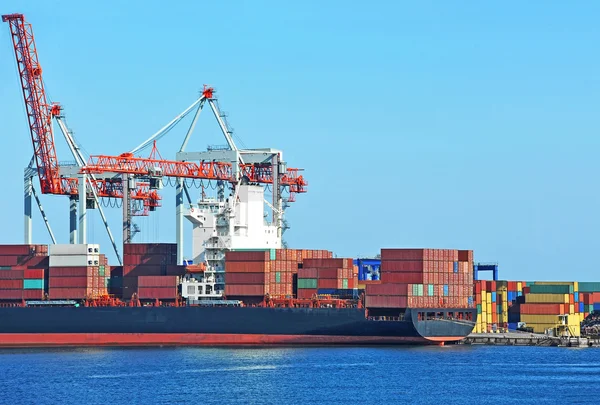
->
[[525, 293, 569, 304], [569, 304, 575, 314], [486, 292, 492, 302], [517, 282, 522, 291], [574, 281, 578, 292], [521, 314, 561, 324]]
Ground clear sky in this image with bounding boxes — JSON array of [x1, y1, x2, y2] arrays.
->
[[1, 1, 599, 281]]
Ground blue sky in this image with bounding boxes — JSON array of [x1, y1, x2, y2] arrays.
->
[[1, 1, 599, 281]]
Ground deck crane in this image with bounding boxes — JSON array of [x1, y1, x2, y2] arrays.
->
[[3, 13, 308, 265]]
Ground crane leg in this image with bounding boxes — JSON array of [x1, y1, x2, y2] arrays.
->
[[31, 185, 56, 244], [122, 174, 131, 245], [78, 174, 87, 244], [24, 173, 32, 244], [176, 178, 184, 265], [69, 196, 77, 244]]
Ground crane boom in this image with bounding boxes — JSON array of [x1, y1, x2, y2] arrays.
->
[[2, 13, 62, 195]]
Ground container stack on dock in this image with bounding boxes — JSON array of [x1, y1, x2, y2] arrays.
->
[[473, 280, 524, 333], [297, 258, 357, 299], [365, 248, 474, 309], [48, 244, 108, 299]]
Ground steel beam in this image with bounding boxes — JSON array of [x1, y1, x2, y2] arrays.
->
[[69, 196, 77, 244], [24, 172, 32, 244], [78, 173, 87, 244], [176, 178, 184, 265]]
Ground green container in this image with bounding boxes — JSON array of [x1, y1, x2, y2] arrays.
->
[[269, 249, 277, 261], [529, 285, 572, 294], [0, 266, 12, 270], [298, 279, 317, 289], [477, 304, 482, 314], [275, 272, 281, 283], [105, 278, 110, 288], [99, 268, 105, 277], [578, 282, 600, 293], [417, 284, 424, 297], [342, 279, 348, 289], [497, 304, 501, 314], [427, 284, 434, 297], [24, 279, 44, 290]]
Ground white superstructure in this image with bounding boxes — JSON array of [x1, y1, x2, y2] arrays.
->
[[182, 183, 281, 300]]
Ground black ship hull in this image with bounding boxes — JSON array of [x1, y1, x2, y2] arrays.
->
[[0, 306, 476, 347]]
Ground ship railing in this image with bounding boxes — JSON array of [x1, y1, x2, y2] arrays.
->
[[367, 316, 404, 322]]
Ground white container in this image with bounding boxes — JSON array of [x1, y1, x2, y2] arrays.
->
[[49, 244, 100, 256], [49, 254, 100, 267]]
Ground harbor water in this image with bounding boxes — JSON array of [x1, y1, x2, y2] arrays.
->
[[0, 345, 598, 404]]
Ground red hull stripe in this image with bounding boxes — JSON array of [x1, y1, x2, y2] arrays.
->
[[0, 333, 462, 347]]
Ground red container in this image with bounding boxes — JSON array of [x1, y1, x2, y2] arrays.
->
[[365, 283, 409, 296], [0, 245, 33, 256], [20, 255, 49, 269], [380, 249, 426, 261], [297, 288, 318, 299], [225, 261, 268, 273], [48, 287, 89, 299], [49, 277, 89, 288], [380, 261, 424, 273], [138, 275, 178, 288], [298, 268, 318, 279], [22, 289, 45, 300], [0, 279, 23, 289], [123, 265, 163, 277], [224, 284, 265, 296], [124, 243, 177, 256], [0, 289, 23, 299], [316, 268, 342, 279], [24, 269, 44, 279], [49, 267, 90, 277], [380, 272, 424, 284], [225, 251, 269, 262], [302, 259, 352, 269], [225, 272, 266, 285], [365, 295, 408, 308], [0, 270, 24, 280], [317, 279, 340, 289], [0, 256, 20, 266], [137, 287, 177, 299]]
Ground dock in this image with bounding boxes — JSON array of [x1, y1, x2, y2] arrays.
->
[[460, 332, 600, 347]]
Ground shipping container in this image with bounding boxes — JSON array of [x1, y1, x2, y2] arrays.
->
[[47, 288, 89, 299], [578, 282, 600, 293], [49, 255, 100, 267], [225, 272, 266, 285], [297, 279, 318, 289], [297, 268, 318, 279], [49, 244, 100, 256], [0, 279, 23, 289], [302, 258, 353, 269], [380, 261, 425, 272], [24, 269, 44, 279], [365, 283, 409, 296], [138, 276, 179, 288], [224, 284, 265, 296], [365, 295, 408, 308], [316, 268, 343, 279], [137, 287, 178, 300], [0, 270, 24, 280], [225, 261, 268, 273], [529, 285, 572, 294], [225, 250, 269, 262], [23, 279, 44, 290]]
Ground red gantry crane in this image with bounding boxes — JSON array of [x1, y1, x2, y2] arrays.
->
[[3, 13, 307, 265]]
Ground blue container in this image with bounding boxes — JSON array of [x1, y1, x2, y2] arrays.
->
[[443, 285, 449, 296], [579, 302, 585, 313], [508, 323, 518, 330], [491, 292, 497, 302], [317, 289, 337, 295], [574, 292, 579, 303], [453, 262, 458, 273], [23, 279, 44, 289], [594, 303, 600, 311], [468, 297, 473, 306], [517, 291, 522, 297]]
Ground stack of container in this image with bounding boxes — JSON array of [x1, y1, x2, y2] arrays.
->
[[297, 258, 356, 299], [48, 244, 108, 299], [121, 243, 183, 300], [224, 250, 271, 297], [365, 248, 474, 309], [519, 282, 582, 336], [224, 249, 334, 299], [137, 276, 180, 300], [473, 280, 524, 333]]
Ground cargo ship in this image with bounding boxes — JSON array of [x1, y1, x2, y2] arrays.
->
[[0, 305, 477, 347]]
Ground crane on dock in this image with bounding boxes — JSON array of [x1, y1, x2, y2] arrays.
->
[[3, 13, 307, 265]]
